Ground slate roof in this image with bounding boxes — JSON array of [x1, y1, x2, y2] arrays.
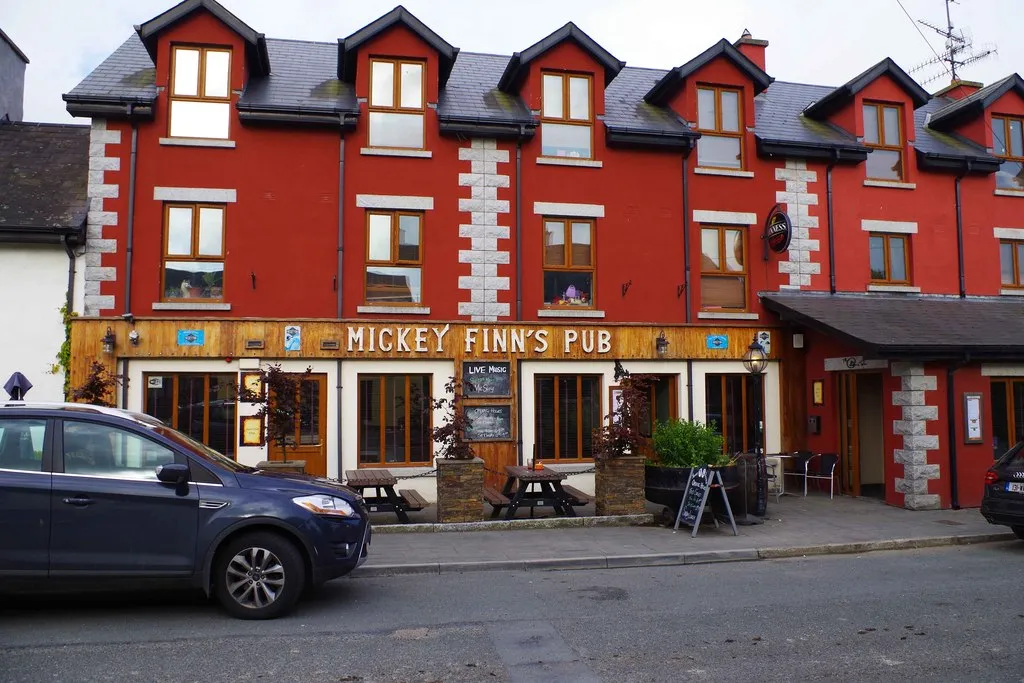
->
[[0, 121, 89, 241], [929, 74, 1024, 131], [498, 22, 624, 91], [803, 58, 930, 119], [240, 39, 356, 116], [755, 81, 865, 154], [914, 96, 995, 164], [762, 292, 1024, 357], [645, 39, 773, 105]]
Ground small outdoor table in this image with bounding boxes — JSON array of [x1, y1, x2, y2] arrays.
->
[[344, 469, 425, 524], [489, 465, 589, 520]]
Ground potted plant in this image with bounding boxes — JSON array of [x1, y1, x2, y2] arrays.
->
[[430, 376, 484, 523], [591, 362, 652, 516], [240, 363, 312, 474], [69, 360, 125, 408], [645, 418, 731, 512]]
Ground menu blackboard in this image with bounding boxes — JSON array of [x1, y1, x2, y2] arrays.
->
[[676, 466, 711, 529], [464, 404, 512, 441], [463, 362, 511, 397]]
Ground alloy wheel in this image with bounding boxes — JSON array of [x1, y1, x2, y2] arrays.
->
[[225, 546, 286, 609]]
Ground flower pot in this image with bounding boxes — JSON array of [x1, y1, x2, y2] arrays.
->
[[436, 457, 484, 523], [595, 456, 645, 516], [644, 464, 692, 510]]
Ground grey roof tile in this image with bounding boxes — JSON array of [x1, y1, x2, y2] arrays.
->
[[755, 81, 862, 148], [437, 52, 531, 123], [64, 34, 156, 103], [914, 96, 992, 160], [240, 39, 355, 114], [603, 66, 691, 135], [929, 74, 1024, 130]]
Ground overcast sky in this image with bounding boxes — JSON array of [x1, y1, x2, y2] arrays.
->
[[4, 0, 1020, 124]]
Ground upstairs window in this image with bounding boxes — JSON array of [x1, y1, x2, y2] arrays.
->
[[696, 86, 743, 169], [169, 46, 231, 139], [700, 225, 746, 310], [868, 233, 909, 284], [365, 211, 423, 305], [863, 102, 904, 181], [163, 204, 225, 301], [369, 59, 425, 149], [543, 218, 594, 308], [1000, 240, 1024, 288], [541, 72, 593, 159], [992, 115, 1024, 191]]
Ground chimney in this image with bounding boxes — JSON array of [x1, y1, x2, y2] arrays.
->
[[933, 78, 984, 101], [0, 28, 29, 122], [734, 29, 768, 72]]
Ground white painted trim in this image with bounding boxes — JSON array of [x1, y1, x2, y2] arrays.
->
[[982, 364, 1024, 377], [360, 147, 433, 158], [695, 167, 755, 178], [533, 201, 605, 218], [159, 137, 236, 148], [690, 360, 781, 454], [995, 189, 1024, 198], [697, 311, 759, 320], [1000, 288, 1024, 297], [994, 227, 1024, 240], [537, 309, 606, 318], [151, 302, 232, 311], [153, 187, 237, 203], [824, 356, 889, 372], [866, 284, 921, 293], [693, 210, 757, 225], [863, 179, 916, 190], [861, 219, 917, 234], [355, 194, 434, 210], [536, 157, 603, 168], [356, 305, 432, 315]]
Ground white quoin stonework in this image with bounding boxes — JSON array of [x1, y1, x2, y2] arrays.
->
[[891, 362, 941, 510], [457, 139, 511, 322], [775, 160, 821, 289], [83, 119, 120, 315]]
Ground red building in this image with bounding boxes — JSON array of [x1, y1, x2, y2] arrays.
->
[[63, 0, 1024, 509]]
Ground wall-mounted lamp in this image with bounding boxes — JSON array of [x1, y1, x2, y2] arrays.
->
[[101, 327, 116, 355], [741, 334, 768, 375], [128, 329, 140, 346], [655, 331, 670, 358]]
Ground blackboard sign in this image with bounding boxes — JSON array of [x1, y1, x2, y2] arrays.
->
[[754, 453, 767, 517], [464, 404, 512, 441], [463, 362, 511, 397], [676, 466, 711, 528]]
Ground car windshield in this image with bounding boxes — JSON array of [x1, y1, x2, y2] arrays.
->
[[155, 425, 253, 473], [996, 442, 1024, 468]]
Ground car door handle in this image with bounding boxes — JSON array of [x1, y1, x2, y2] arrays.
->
[[62, 496, 93, 507]]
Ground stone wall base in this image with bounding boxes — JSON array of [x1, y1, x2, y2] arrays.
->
[[437, 457, 485, 523], [595, 456, 646, 516]]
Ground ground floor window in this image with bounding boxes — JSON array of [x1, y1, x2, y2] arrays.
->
[[705, 373, 763, 454], [358, 374, 431, 465], [144, 373, 236, 459], [990, 379, 1024, 459], [638, 375, 679, 439], [535, 374, 601, 461]]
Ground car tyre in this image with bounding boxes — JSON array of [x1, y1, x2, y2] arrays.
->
[[1012, 526, 1024, 541], [214, 532, 305, 620]]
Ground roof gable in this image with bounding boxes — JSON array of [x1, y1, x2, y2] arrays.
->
[[337, 6, 459, 86], [135, 0, 270, 76], [0, 27, 29, 64], [644, 39, 773, 105], [929, 73, 1024, 131], [803, 58, 929, 119], [497, 22, 625, 92]]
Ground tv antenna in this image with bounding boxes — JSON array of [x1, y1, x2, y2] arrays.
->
[[908, 0, 996, 85]]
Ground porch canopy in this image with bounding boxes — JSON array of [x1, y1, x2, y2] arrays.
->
[[761, 292, 1024, 361]]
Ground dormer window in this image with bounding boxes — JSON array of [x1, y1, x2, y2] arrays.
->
[[696, 86, 743, 169], [863, 102, 904, 181], [369, 59, 425, 149], [992, 115, 1024, 191], [169, 46, 231, 139], [541, 72, 593, 159]]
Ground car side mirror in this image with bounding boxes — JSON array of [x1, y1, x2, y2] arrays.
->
[[156, 462, 189, 485]]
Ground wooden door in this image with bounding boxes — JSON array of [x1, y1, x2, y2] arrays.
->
[[837, 373, 860, 496], [269, 374, 328, 477]]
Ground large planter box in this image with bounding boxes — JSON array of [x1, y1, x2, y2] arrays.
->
[[436, 457, 484, 523], [595, 456, 646, 516], [645, 464, 741, 514], [256, 460, 307, 475]]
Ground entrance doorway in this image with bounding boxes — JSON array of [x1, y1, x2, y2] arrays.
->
[[837, 372, 885, 498], [268, 374, 328, 477], [705, 373, 764, 454]]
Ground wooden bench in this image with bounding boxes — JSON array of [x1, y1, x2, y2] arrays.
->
[[483, 487, 510, 506], [560, 485, 592, 506], [398, 489, 428, 512]]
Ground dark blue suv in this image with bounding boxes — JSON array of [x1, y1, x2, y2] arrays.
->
[[0, 403, 370, 619]]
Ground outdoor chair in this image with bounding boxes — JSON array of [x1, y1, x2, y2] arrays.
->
[[785, 452, 838, 499]]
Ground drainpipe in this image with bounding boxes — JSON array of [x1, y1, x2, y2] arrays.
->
[[954, 160, 971, 299], [947, 355, 969, 510], [63, 234, 77, 313], [120, 359, 130, 409], [336, 359, 343, 479], [686, 358, 694, 421], [826, 150, 839, 294], [682, 153, 692, 323], [336, 138, 345, 318], [123, 111, 139, 315], [515, 129, 524, 321], [515, 359, 524, 465]]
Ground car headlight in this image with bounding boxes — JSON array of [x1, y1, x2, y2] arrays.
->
[[293, 494, 356, 518]]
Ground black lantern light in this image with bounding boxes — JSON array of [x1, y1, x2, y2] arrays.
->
[[655, 331, 669, 358], [742, 335, 768, 375], [101, 327, 116, 355]]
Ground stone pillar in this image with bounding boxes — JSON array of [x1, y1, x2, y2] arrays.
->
[[84, 119, 120, 315], [595, 456, 646, 516], [775, 160, 821, 290], [436, 457, 485, 523], [891, 362, 941, 509]]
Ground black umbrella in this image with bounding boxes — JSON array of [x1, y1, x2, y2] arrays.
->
[[4, 372, 33, 400]]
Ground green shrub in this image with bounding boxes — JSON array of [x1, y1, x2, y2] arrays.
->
[[650, 419, 728, 468]]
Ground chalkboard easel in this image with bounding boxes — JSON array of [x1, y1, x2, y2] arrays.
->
[[673, 466, 739, 538]]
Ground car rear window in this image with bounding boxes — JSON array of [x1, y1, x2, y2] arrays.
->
[[996, 442, 1024, 468]]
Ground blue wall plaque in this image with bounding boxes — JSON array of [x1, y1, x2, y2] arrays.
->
[[706, 334, 728, 350], [177, 329, 205, 346]]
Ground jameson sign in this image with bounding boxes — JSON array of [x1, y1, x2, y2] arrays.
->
[[764, 204, 793, 254], [345, 325, 612, 355]]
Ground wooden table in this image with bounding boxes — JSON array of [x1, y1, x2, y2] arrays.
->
[[487, 465, 590, 520], [344, 469, 426, 524]]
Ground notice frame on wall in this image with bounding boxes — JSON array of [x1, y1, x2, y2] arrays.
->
[[240, 415, 265, 447], [964, 392, 983, 444], [464, 404, 513, 442]]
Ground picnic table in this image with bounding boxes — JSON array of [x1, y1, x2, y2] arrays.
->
[[485, 465, 591, 520], [344, 469, 426, 524]]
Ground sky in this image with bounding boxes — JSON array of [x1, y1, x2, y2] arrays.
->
[[3, 0, 1021, 124]]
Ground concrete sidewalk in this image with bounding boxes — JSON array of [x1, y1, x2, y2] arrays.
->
[[358, 494, 1015, 576]]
